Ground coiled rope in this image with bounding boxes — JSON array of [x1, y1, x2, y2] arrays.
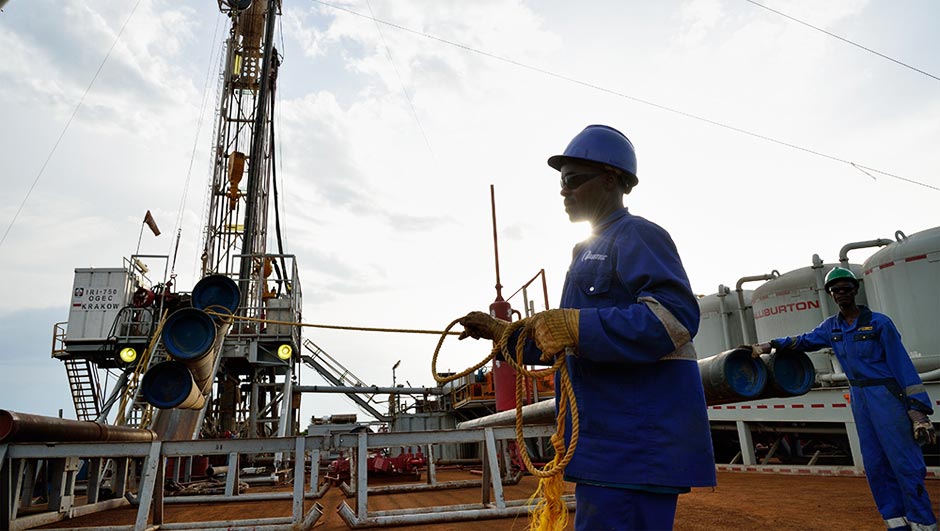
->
[[432, 317, 578, 531], [202, 310, 578, 529]]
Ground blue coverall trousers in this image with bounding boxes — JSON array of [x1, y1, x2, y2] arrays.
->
[[853, 385, 936, 529], [574, 483, 679, 531]]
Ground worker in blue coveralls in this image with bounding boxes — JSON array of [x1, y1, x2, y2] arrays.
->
[[753, 267, 937, 531], [458, 124, 717, 531]]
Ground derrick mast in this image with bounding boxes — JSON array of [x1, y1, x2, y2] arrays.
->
[[52, 0, 300, 441], [203, 0, 278, 296], [193, 0, 302, 439]]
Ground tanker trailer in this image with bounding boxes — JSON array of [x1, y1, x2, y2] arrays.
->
[[751, 261, 867, 381], [696, 287, 757, 359], [862, 226, 940, 376]]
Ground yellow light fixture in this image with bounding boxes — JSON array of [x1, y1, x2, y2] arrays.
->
[[277, 344, 293, 360], [119, 347, 138, 363]]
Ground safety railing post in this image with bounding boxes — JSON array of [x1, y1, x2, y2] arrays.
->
[[292, 436, 305, 524], [356, 431, 368, 520], [484, 427, 506, 509], [134, 441, 163, 531]]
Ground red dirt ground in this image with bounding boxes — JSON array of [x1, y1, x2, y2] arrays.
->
[[38, 470, 940, 530]]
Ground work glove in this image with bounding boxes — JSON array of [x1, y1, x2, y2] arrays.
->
[[908, 410, 936, 446], [457, 311, 508, 341], [736, 344, 767, 358], [525, 309, 580, 362]]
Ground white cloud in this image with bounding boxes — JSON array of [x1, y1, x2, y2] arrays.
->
[[678, 0, 726, 46], [1, 0, 938, 425]]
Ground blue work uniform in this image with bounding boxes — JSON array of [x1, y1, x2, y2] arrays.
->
[[515, 208, 716, 530], [771, 307, 936, 531]]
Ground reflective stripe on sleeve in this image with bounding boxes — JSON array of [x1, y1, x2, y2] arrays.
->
[[661, 341, 697, 361], [638, 296, 692, 349], [907, 384, 927, 397]]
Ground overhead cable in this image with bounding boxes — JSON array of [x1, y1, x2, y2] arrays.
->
[[364, 0, 435, 159], [0, 0, 143, 251], [171, 12, 224, 276], [275, 15, 289, 248], [744, 0, 940, 84], [311, 0, 938, 192]]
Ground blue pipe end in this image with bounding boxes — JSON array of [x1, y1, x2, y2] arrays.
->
[[192, 274, 240, 315], [162, 308, 216, 360], [723, 351, 768, 398], [141, 361, 195, 409], [770, 351, 815, 396]]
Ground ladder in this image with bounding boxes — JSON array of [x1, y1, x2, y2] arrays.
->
[[301, 339, 389, 422], [63, 358, 101, 421], [116, 310, 170, 428], [121, 347, 168, 428]]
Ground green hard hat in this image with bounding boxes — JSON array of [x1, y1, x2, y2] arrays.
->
[[824, 267, 859, 291]]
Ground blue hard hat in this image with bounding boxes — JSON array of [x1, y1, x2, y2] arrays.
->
[[547, 124, 638, 188]]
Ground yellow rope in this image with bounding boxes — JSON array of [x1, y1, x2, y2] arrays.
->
[[203, 310, 460, 336], [433, 317, 578, 530], [199, 309, 576, 528], [116, 309, 168, 426]]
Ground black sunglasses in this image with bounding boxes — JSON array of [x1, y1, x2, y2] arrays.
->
[[829, 286, 855, 295], [560, 171, 604, 190]]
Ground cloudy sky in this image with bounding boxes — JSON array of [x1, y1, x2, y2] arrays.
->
[[1, 0, 938, 424]]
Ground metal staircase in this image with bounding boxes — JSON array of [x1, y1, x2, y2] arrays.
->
[[63, 358, 101, 421], [301, 339, 389, 421]]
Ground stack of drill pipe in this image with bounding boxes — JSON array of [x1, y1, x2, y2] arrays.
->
[[0, 410, 156, 443], [141, 275, 239, 410], [698, 347, 769, 406], [459, 347, 772, 429]]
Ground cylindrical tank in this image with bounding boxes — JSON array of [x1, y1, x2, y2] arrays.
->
[[696, 288, 756, 359], [752, 263, 867, 376], [862, 226, 940, 373], [490, 299, 516, 412], [698, 349, 767, 405]]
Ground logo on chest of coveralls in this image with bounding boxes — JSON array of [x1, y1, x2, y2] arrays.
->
[[581, 250, 608, 262]]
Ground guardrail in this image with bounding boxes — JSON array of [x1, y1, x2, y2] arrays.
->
[[0, 425, 569, 530], [0, 436, 325, 531]]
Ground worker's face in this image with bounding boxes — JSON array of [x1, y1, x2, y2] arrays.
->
[[827, 280, 858, 308], [559, 161, 618, 223]]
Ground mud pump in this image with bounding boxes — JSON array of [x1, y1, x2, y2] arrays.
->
[[326, 447, 427, 486]]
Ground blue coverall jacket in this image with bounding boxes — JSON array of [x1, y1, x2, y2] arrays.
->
[[771, 306, 936, 529], [518, 208, 717, 488]]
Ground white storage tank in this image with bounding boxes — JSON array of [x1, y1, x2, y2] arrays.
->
[[751, 263, 867, 376], [862, 226, 940, 374], [696, 288, 756, 359]]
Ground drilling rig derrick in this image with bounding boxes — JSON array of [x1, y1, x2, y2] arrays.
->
[[197, 0, 301, 440]]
